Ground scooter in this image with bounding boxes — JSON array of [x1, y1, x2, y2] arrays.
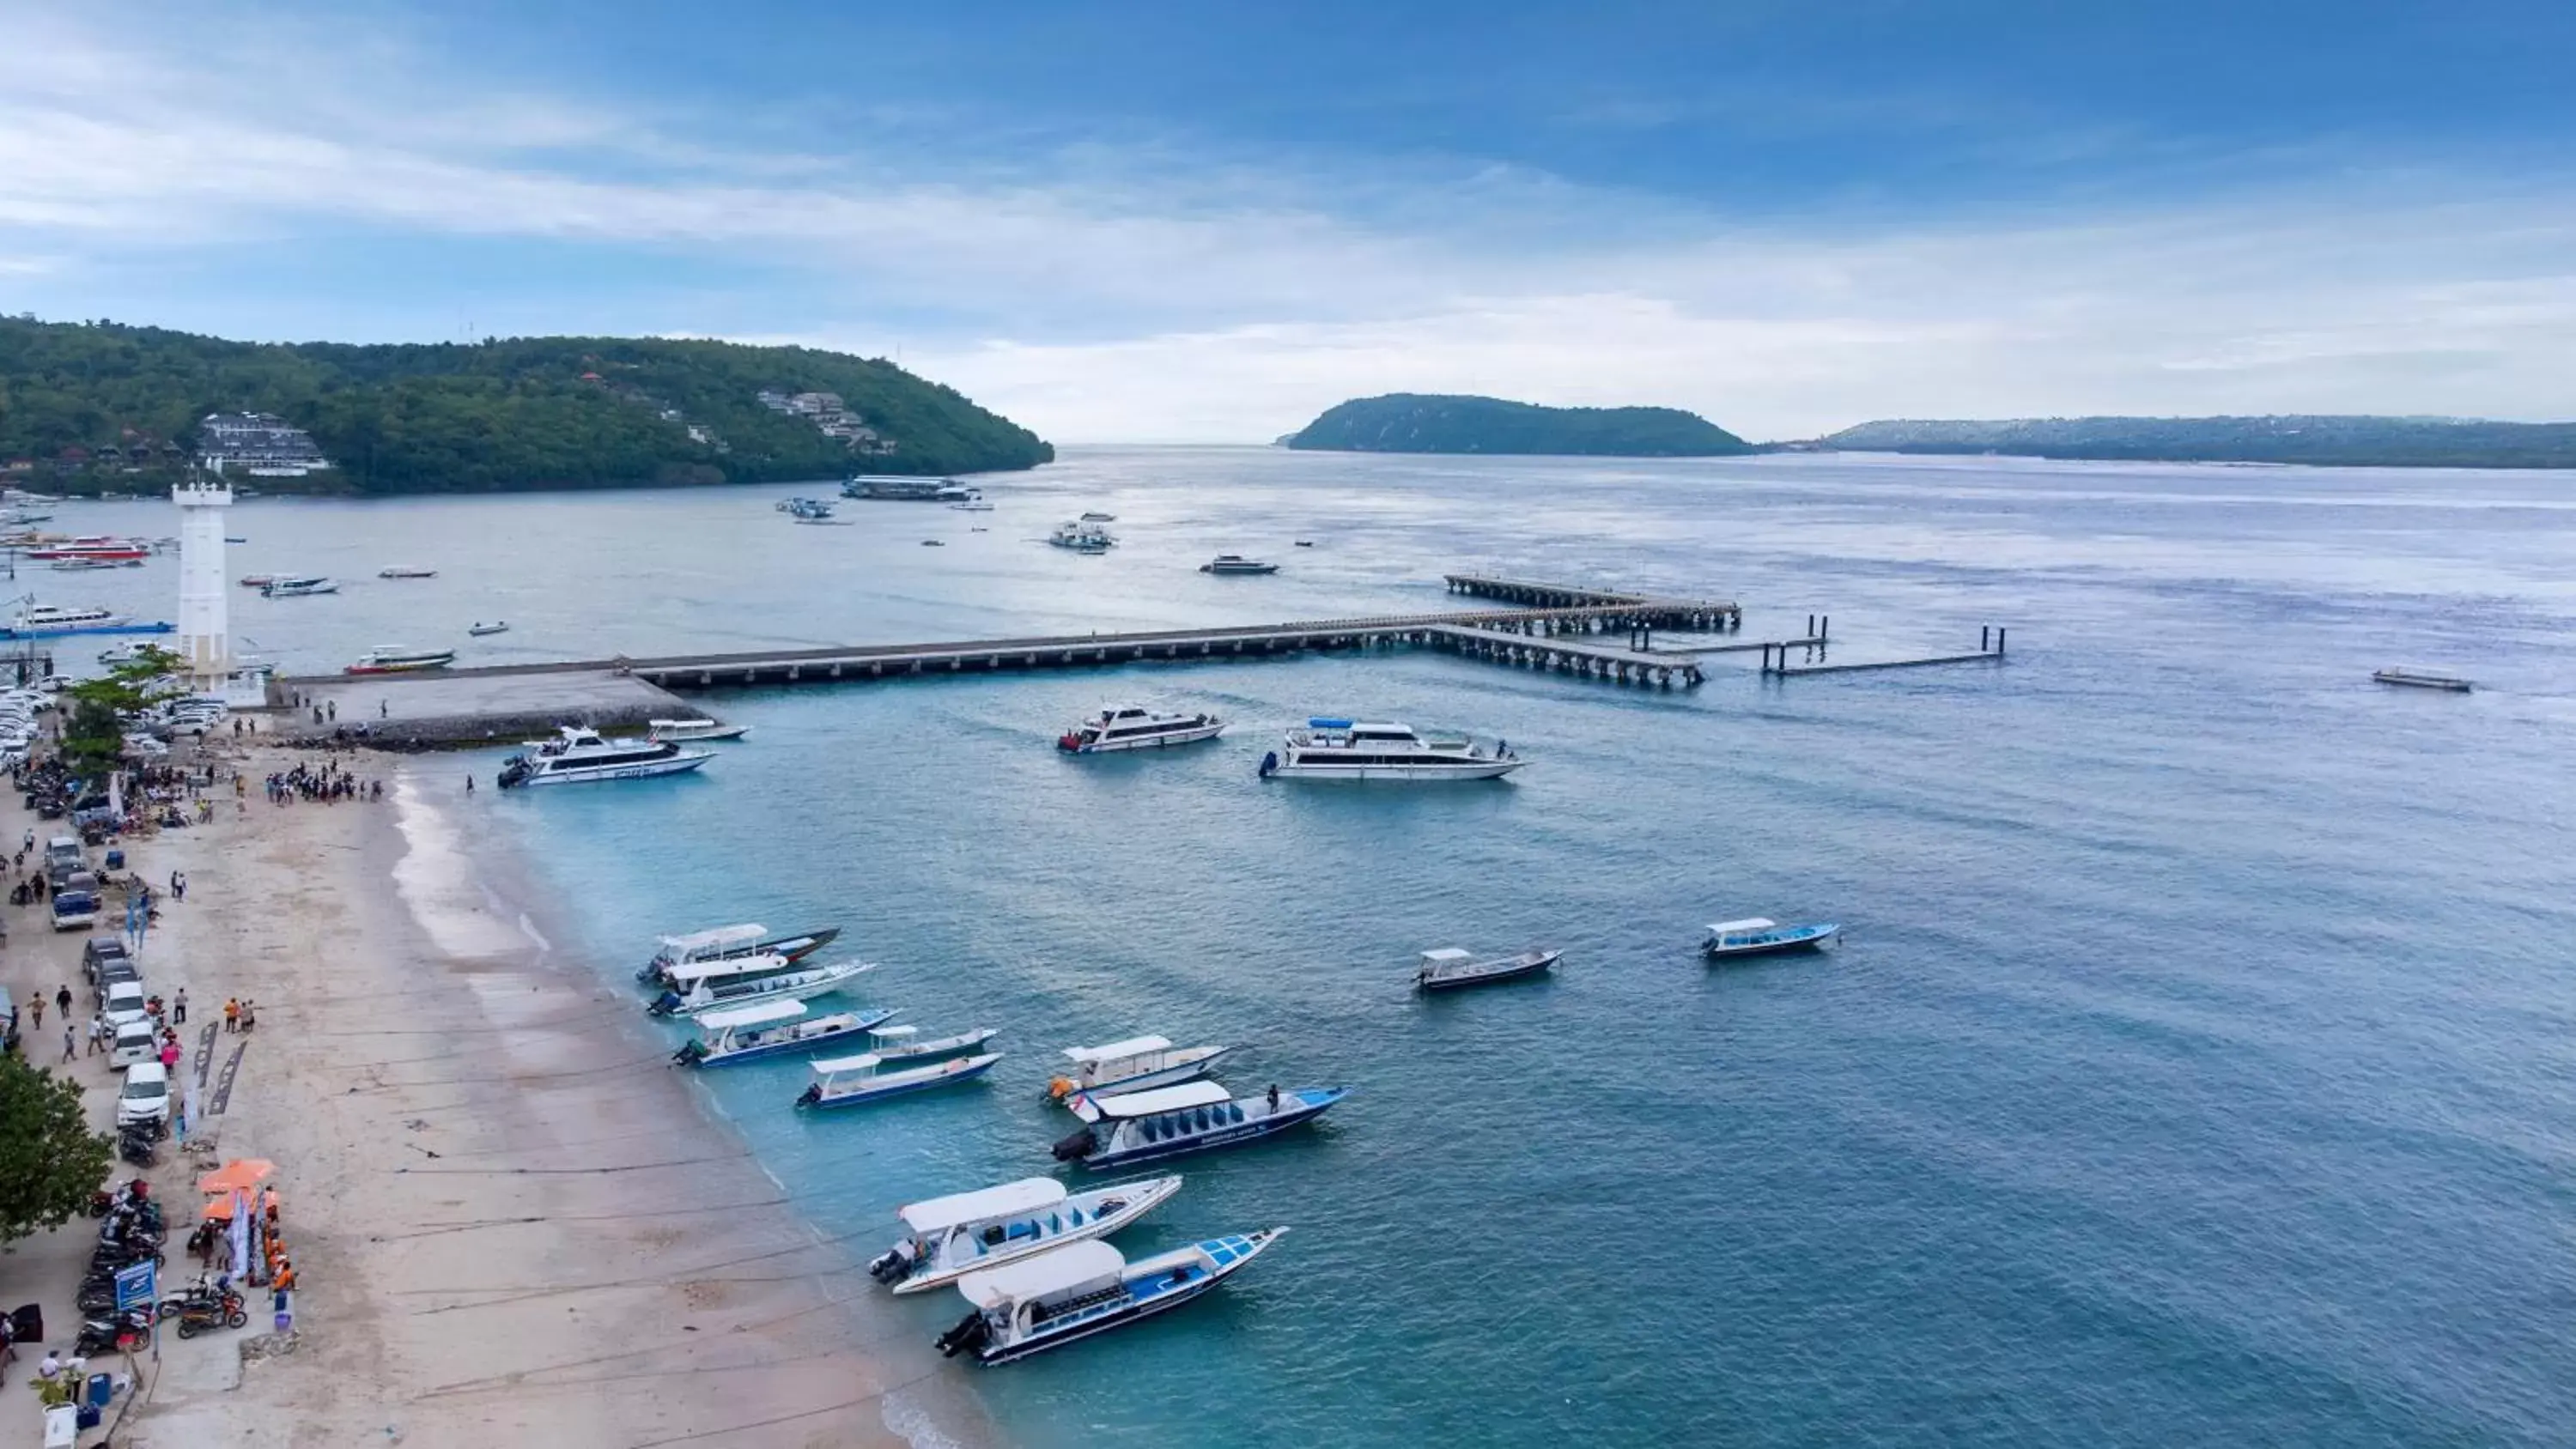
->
[[170, 1293, 248, 1337], [74, 1308, 150, 1356]]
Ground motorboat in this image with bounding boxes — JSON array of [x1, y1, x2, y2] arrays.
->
[[647, 959, 874, 1018], [1702, 918, 1840, 960], [670, 999, 895, 1068], [237, 574, 277, 589], [1045, 1035, 1233, 1103], [778, 497, 839, 522], [933, 1228, 1285, 1365], [1048, 520, 1115, 551], [1258, 720, 1527, 781], [27, 537, 149, 562], [1055, 705, 1224, 754], [468, 621, 510, 636], [1079, 511, 1116, 522], [344, 646, 456, 675], [945, 488, 995, 512], [495, 725, 713, 788], [867, 1174, 1183, 1296], [261, 575, 338, 597], [1415, 946, 1561, 991], [51, 557, 135, 571], [647, 718, 750, 743], [795, 1049, 1005, 1109], [635, 923, 841, 986], [96, 641, 157, 666], [377, 567, 438, 579], [2372, 668, 2473, 693], [1199, 555, 1279, 575], [859, 1023, 1001, 1064], [3, 603, 173, 640], [1050, 1081, 1346, 1171]]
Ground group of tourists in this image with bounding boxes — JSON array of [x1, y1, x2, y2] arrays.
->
[[263, 761, 383, 805]]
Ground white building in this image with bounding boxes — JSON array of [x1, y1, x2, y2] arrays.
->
[[171, 477, 233, 689]]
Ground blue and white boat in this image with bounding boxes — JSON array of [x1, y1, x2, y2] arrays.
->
[[797, 1049, 1004, 1109], [1049, 1080, 1346, 1171], [670, 999, 896, 1067], [934, 1228, 1287, 1364], [647, 959, 873, 1018], [862, 1023, 1000, 1064], [1701, 918, 1840, 960], [868, 1173, 1184, 1295], [1, 604, 176, 640]]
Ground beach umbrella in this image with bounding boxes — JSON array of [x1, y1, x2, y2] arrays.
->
[[201, 1195, 236, 1222], [197, 1159, 275, 1194]]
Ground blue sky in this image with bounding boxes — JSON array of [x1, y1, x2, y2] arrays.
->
[[3, 1, 2572, 440]]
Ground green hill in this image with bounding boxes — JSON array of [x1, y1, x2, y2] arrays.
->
[[1816, 415, 2576, 470], [1285, 393, 1753, 458], [0, 316, 1052, 494]]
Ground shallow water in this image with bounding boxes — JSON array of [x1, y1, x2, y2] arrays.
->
[[67, 451, 2576, 1445]]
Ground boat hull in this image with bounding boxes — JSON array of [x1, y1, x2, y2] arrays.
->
[[1061, 722, 1226, 754], [1073, 1088, 1344, 1171], [1263, 758, 1526, 781], [653, 724, 750, 743], [1418, 949, 1560, 991], [1703, 924, 1839, 960], [685, 1009, 896, 1068], [652, 962, 872, 1018], [503, 753, 712, 788], [1, 621, 173, 640], [1054, 1046, 1235, 1103], [805, 1052, 1002, 1108], [345, 656, 454, 676]]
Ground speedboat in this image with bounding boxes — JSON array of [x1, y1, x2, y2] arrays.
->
[[1050, 1081, 1346, 1170], [1701, 918, 1839, 960], [1045, 1035, 1233, 1103], [344, 646, 456, 675], [377, 567, 438, 579], [3, 603, 173, 639], [1055, 705, 1224, 754], [795, 1049, 1005, 1109], [933, 1228, 1285, 1365], [647, 959, 874, 1018], [495, 725, 712, 788], [647, 718, 750, 743], [1199, 555, 1279, 575], [945, 488, 994, 512], [468, 621, 510, 636], [262, 575, 338, 597], [635, 924, 841, 986], [1079, 511, 1116, 522], [96, 642, 155, 666], [1258, 720, 1527, 781], [51, 557, 134, 571], [860, 1023, 1000, 1064], [1048, 520, 1115, 551], [237, 574, 277, 589], [868, 1174, 1183, 1295], [670, 999, 895, 1068], [2372, 668, 2473, 693], [1415, 947, 1561, 991]]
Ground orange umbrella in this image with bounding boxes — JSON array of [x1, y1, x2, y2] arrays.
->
[[200, 1195, 236, 1222], [197, 1159, 276, 1194]]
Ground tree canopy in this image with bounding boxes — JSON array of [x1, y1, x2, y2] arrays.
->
[[1286, 394, 1753, 458], [0, 1053, 113, 1245]]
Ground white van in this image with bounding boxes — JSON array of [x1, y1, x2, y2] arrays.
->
[[110, 1017, 158, 1069], [102, 979, 149, 1029], [116, 1061, 169, 1128]]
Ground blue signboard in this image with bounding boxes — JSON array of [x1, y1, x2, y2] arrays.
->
[[114, 1260, 155, 1314]]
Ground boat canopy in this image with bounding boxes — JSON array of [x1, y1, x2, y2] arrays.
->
[[870, 1025, 919, 1040], [1064, 1034, 1172, 1065], [811, 1052, 895, 1076], [899, 1178, 1066, 1234], [696, 998, 808, 1031], [1306, 718, 1353, 729], [1419, 948, 1473, 966], [650, 718, 720, 730], [663, 951, 793, 985], [1708, 918, 1778, 935], [660, 924, 766, 955], [1087, 1080, 1232, 1119], [958, 1240, 1126, 1309]]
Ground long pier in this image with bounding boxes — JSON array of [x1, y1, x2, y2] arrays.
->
[[1759, 627, 2009, 677]]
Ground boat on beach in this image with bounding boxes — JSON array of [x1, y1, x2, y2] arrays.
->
[[1050, 1080, 1347, 1171], [1415, 946, 1561, 991], [468, 621, 510, 636], [496, 726, 713, 788], [868, 1173, 1184, 1295], [647, 718, 750, 743], [1055, 704, 1225, 754], [636, 923, 842, 987], [1259, 719, 1527, 781], [671, 999, 896, 1068], [2372, 668, 2473, 693], [344, 646, 456, 675], [796, 1049, 1005, 1109], [1046, 1035, 1234, 1102], [647, 958, 874, 1017], [1701, 918, 1839, 960], [1199, 554, 1279, 575], [933, 1228, 1286, 1365]]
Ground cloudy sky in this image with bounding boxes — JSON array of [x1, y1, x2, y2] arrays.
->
[[3, 1, 2571, 441]]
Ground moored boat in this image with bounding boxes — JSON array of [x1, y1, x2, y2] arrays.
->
[[647, 958, 873, 1017], [377, 566, 438, 579], [1, 603, 173, 639], [468, 621, 510, 636], [1048, 519, 1115, 551], [635, 923, 841, 987], [1259, 719, 1526, 781], [861, 1023, 1001, 1064], [1050, 1080, 1346, 1170], [1199, 554, 1279, 575], [27, 536, 149, 562], [237, 574, 277, 589], [869, 1173, 1183, 1295], [648, 718, 750, 743], [933, 1228, 1285, 1364], [1055, 705, 1224, 754], [1701, 918, 1839, 960], [2372, 668, 2473, 693], [671, 999, 896, 1068], [796, 1049, 1005, 1109], [1045, 1035, 1233, 1102], [344, 646, 456, 675], [1415, 946, 1561, 991], [496, 725, 712, 788], [261, 575, 338, 597]]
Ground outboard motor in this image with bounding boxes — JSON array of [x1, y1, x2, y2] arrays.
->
[[866, 1242, 917, 1284], [794, 1083, 823, 1109], [647, 990, 685, 1017], [1056, 732, 1083, 752], [670, 1040, 707, 1067], [935, 1310, 991, 1359], [1050, 1126, 1099, 1163], [1258, 750, 1278, 778]]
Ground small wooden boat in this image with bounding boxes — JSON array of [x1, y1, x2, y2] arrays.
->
[[647, 959, 873, 1017], [467, 621, 510, 636], [869, 1174, 1183, 1295], [797, 1050, 1004, 1109], [2372, 668, 2472, 693], [933, 1228, 1286, 1364], [1702, 918, 1839, 960], [1415, 946, 1560, 991], [1045, 1035, 1233, 1103], [647, 718, 750, 743], [1050, 1081, 1346, 1171], [862, 1024, 1000, 1064], [671, 999, 896, 1068]]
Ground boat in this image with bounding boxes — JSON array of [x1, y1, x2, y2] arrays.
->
[[670, 999, 896, 1068], [1049, 1081, 1347, 1171], [948, 499, 995, 512], [0, 604, 175, 639], [495, 725, 713, 788], [867, 1174, 1183, 1295], [635, 923, 842, 986], [97, 641, 154, 666], [467, 621, 510, 636], [1258, 720, 1528, 781], [2372, 668, 2473, 693], [647, 718, 750, 743], [51, 557, 136, 572], [344, 646, 457, 676], [377, 567, 438, 579], [857, 1023, 1000, 1064], [945, 487, 994, 512], [1045, 1035, 1234, 1102], [647, 959, 874, 1018], [1199, 555, 1279, 575], [237, 574, 276, 589], [261, 576, 338, 597], [1048, 520, 1115, 551], [1701, 918, 1840, 960], [1293, 540, 1315, 548], [796, 1049, 1005, 1109], [1055, 705, 1225, 754], [776, 497, 837, 520], [921, 539, 945, 546], [932, 1228, 1285, 1365], [842, 476, 958, 501], [27, 537, 149, 562], [1079, 511, 1116, 522], [1415, 946, 1561, 991]]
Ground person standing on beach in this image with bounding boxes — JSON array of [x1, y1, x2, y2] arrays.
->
[[223, 997, 240, 1034], [61, 1022, 75, 1062], [27, 994, 41, 1030], [465, 774, 474, 795], [172, 988, 187, 1025], [55, 985, 70, 1019]]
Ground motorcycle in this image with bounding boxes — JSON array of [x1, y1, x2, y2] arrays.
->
[[88, 1180, 153, 1218], [117, 1130, 157, 1168], [74, 1308, 151, 1356], [169, 1293, 247, 1338]]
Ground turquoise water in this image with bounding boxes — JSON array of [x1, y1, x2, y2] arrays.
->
[[93, 452, 2576, 1444]]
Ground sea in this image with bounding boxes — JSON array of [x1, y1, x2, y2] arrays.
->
[[38, 449, 2576, 1446]]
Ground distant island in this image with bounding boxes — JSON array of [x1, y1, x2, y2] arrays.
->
[[0, 316, 1052, 494], [1813, 415, 2576, 470], [1285, 393, 1753, 458]]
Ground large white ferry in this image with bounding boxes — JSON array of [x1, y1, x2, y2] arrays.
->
[[497, 726, 714, 788], [2, 603, 174, 640], [1258, 719, 1528, 781], [1056, 705, 1225, 754]]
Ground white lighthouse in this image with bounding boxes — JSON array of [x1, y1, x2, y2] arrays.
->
[[171, 476, 234, 689]]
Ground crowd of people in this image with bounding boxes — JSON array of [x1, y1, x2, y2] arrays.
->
[[261, 760, 384, 805]]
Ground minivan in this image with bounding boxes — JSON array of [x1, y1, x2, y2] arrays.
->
[[116, 1061, 169, 1128], [110, 1017, 158, 1069], [102, 979, 148, 1028]]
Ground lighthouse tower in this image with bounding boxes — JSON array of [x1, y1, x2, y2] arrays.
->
[[172, 476, 234, 689]]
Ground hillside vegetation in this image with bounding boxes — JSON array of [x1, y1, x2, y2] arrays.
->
[[1818, 415, 2576, 470], [1286, 393, 1753, 458], [0, 316, 1052, 493]]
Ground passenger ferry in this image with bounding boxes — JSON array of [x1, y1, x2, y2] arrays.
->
[[261, 575, 338, 597], [2, 604, 173, 639], [933, 1228, 1286, 1364], [1258, 719, 1528, 781], [344, 646, 456, 675], [1050, 1080, 1347, 1170], [1199, 555, 1279, 575], [869, 1174, 1183, 1295], [26, 536, 149, 562], [496, 725, 714, 788], [1048, 520, 1115, 551], [1055, 705, 1224, 754]]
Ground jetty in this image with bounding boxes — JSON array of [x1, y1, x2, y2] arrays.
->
[[1760, 626, 2008, 677]]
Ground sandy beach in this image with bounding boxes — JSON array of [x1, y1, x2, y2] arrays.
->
[[0, 737, 988, 1449]]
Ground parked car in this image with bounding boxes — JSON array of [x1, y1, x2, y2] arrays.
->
[[102, 979, 148, 1028], [110, 1017, 158, 1069], [116, 1062, 170, 1128]]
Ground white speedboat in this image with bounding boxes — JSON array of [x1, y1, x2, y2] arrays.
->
[[1045, 1035, 1233, 1103], [1055, 705, 1224, 754], [934, 1229, 1287, 1365], [636, 924, 841, 987], [670, 999, 895, 1068], [648, 718, 750, 743], [377, 567, 438, 579], [468, 621, 510, 636], [647, 959, 873, 1017], [861, 1023, 1001, 1063], [795, 1049, 1005, 1109], [262, 575, 337, 597], [344, 646, 456, 675], [1258, 719, 1528, 781], [1415, 946, 1561, 991], [1079, 511, 1116, 522], [945, 487, 995, 512], [1048, 520, 1115, 551], [1199, 555, 1279, 575], [1051, 1081, 1347, 1171], [495, 725, 713, 788], [868, 1174, 1184, 1295], [4, 603, 173, 639]]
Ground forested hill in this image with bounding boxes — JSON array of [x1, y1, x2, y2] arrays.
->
[[0, 317, 1053, 493], [1816, 415, 2576, 470], [1285, 393, 1753, 458]]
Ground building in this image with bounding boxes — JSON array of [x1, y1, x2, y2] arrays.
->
[[197, 412, 332, 477], [171, 477, 233, 688]]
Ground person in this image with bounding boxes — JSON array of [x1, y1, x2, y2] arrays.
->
[[1267, 1083, 1280, 1113], [60, 1023, 74, 1063], [36, 1348, 62, 1381], [465, 773, 474, 795], [54, 985, 70, 1019], [173, 987, 187, 1024], [87, 1014, 105, 1056], [379, 700, 387, 719], [223, 997, 240, 1034], [239, 1000, 256, 1032], [159, 1038, 179, 1071], [27, 995, 40, 1029], [325, 700, 336, 722]]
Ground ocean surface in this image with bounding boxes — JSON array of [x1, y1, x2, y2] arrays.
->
[[42, 449, 2576, 1446]]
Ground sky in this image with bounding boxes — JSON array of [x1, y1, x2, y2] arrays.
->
[[3, 1, 2572, 442]]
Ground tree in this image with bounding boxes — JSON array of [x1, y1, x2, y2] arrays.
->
[[0, 1054, 112, 1244], [59, 645, 181, 773]]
